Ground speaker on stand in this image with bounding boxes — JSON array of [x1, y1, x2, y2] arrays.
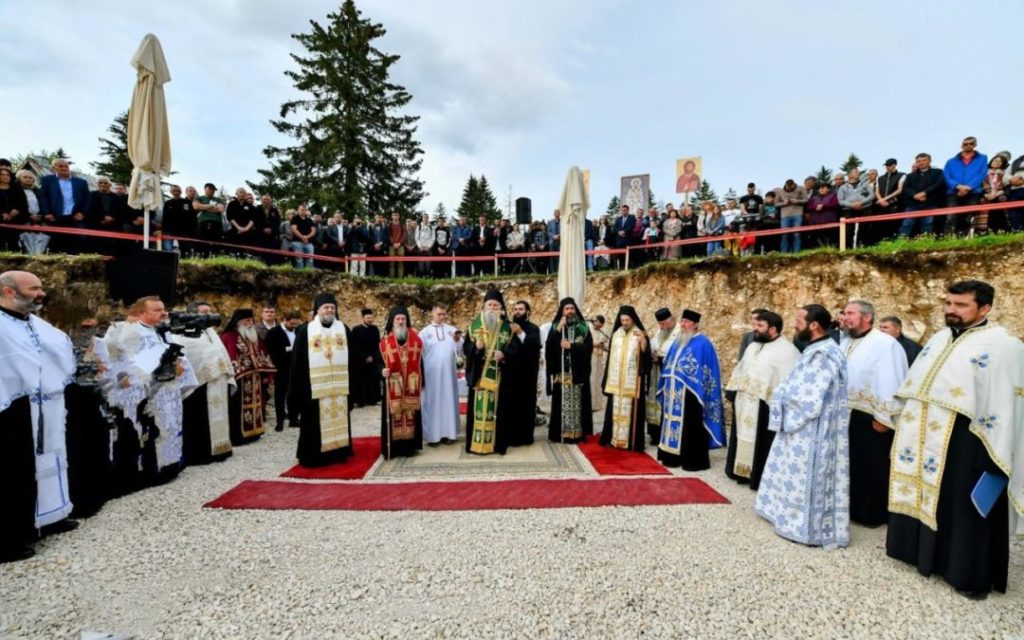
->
[[107, 248, 179, 307]]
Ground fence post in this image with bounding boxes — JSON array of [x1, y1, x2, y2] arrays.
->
[[624, 247, 630, 271], [838, 219, 847, 251]]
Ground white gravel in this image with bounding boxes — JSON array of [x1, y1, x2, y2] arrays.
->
[[1, 403, 1021, 640]]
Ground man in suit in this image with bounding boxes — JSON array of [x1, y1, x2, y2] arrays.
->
[[547, 209, 561, 273], [264, 310, 302, 431], [472, 215, 495, 275], [583, 216, 596, 271], [38, 158, 90, 253], [612, 204, 636, 269], [878, 315, 923, 366]]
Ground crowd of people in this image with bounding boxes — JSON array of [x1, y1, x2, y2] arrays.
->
[[2, 136, 1022, 270], [2, 267, 1021, 601]]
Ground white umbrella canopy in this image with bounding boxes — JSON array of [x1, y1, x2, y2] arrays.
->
[[556, 166, 589, 308], [127, 33, 172, 246]]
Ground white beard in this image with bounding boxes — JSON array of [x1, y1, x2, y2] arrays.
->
[[319, 312, 336, 326], [241, 325, 259, 343], [484, 311, 498, 332], [676, 330, 694, 347]]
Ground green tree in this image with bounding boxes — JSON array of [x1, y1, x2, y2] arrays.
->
[[476, 175, 502, 221], [456, 174, 502, 221], [248, 0, 426, 216], [91, 110, 133, 185], [605, 195, 621, 216], [434, 202, 447, 221], [687, 180, 719, 207], [815, 165, 833, 185], [839, 153, 863, 174]]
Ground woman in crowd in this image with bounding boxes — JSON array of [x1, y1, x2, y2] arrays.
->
[[415, 213, 434, 277], [594, 215, 612, 270], [0, 167, 28, 252], [980, 152, 1011, 233], [661, 208, 683, 260], [15, 170, 48, 254], [703, 205, 725, 255], [805, 183, 840, 247]]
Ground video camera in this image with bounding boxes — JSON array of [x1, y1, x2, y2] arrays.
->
[[165, 312, 222, 338]]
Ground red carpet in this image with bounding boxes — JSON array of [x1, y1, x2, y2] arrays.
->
[[205, 476, 729, 511], [578, 435, 671, 476], [280, 436, 380, 480]]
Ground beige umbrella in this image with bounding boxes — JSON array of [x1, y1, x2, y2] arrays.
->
[[127, 33, 172, 248], [556, 166, 589, 308]]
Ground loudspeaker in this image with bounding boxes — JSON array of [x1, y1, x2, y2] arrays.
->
[[107, 248, 179, 307], [515, 197, 532, 225]]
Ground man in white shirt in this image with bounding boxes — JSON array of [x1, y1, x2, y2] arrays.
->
[[420, 305, 463, 444]]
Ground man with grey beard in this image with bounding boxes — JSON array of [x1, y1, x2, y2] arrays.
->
[[220, 309, 276, 445], [379, 306, 424, 459]]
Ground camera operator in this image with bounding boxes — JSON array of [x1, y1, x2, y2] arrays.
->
[[93, 296, 197, 490], [164, 306, 235, 464]]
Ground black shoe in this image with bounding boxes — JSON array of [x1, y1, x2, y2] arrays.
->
[[275, 424, 284, 432], [957, 589, 989, 601], [41, 519, 79, 537], [0, 544, 35, 563], [428, 442, 440, 447], [440, 438, 452, 445]]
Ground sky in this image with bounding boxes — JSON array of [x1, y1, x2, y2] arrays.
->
[[2, 0, 1022, 219]]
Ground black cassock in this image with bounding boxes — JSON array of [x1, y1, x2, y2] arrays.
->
[[724, 395, 773, 490], [599, 343, 651, 452], [350, 324, 382, 407], [887, 414, 1010, 594], [545, 323, 593, 443], [64, 382, 115, 518], [0, 398, 37, 558], [180, 384, 233, 466], [502, 320, 542, 447], [289, 322, 355, 467], [848, 409, 894, 526], [656, 387, 710, 471]]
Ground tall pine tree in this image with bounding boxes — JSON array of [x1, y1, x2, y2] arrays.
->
[[606, 196, 621, 216], [91, 111, 132, 185], [687, 180, 719, 207], [840, 153, 863, 174], [477, 175, 502, 221], [456, 174, 502, 221], [249, 0, 425, 216], [815, 165, 833, 185]]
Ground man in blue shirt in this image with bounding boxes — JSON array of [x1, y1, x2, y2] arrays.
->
[[942, 136, 987, 236], [451, 215, 473, 276], [38, 159, 90, 254], [547, 209, 561, 272]]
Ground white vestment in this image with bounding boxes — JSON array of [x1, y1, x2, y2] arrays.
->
[[420, 322, 463, 442], [590, 324, 609, 410], [539, 322, 552, 400], [840, 328, 908, 427], [0, 310, 77, 527], [166, 328, 236, 457], [647, 323, 680, 424]]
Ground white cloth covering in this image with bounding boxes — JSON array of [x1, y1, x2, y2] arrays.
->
[[166, 328, 236, 457], [840, 328, 908, 427], [420, 322, 463, 442], [0, 310, 77, 527]]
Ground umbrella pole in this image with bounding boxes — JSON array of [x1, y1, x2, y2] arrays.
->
[[144, 208, 151, 249]]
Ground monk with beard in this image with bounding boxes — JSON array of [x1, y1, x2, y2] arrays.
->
[[220, 309, 275, 445]]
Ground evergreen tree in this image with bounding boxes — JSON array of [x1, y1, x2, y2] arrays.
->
[[457, 175, 480, 218], [815, 165, 833, 185], [477, 175, 502, 221], [606, 196, 621, 216], [840, 153, 863, 174], [456, 174, 502, 221], [687, 180, 719, 206], [248, 0, 425, 216], [91, 111, 133, 185], [434, 202, 447, 221]]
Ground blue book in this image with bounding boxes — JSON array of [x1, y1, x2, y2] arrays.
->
[[971, 472, 1008, 518]]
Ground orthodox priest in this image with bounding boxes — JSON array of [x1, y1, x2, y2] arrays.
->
[[545, 297, 593, 443], [165, 317, 236, 464], [0, 271, 77, 563], [289, 293, 354, 467], [420, 304, 462, 445], [600, 306, 651, 451], [887, 280, 1024, 598], [646, 308, 681, 444], [504, 300, 542, 447], [657, 309, 725, 471], [589, 315, 609, 412], [379, 306, 424, 459], [350, 308, 382, 407], [464, 290, 514, 455], [724, 310, 800, 490], [220, 309, 275, 445], [755, 304, 850, 549], [839, 300, 908, 526]]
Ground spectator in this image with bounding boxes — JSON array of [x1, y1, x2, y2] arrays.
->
[[225, 188, 259, 248], [899, 153, 946, 238], [722, 199, 742, 255], [386, 211, 406, 277], [805, 182, 840, 248], [255, 194, 281, 262], [473, 214, 495, 275], [875, 159, 905, 242], [322, 212, 348, 270], [942, 136, 987, 236], [776, 179, 807, 253], [612, 204, 635, 269], [415, 213, 434, 277], [348, 216, 369, 277], [584, 215, 596, 271], [194, 183, 225, 254], [803, 175, 819, 195], [14, 170, 48, 254], [529, 221, 549, 273], [661, 208, 682, 260], [401, 217, 417, 276], [547, 209, 561, 272], [837, 168, 875, 246], [290, 205, 316, 269], [279, 208, 294, 254], [979, 152, 1011, 233], [759, 190, 781, 253], [85, 176, 124, 248], [739, 183, 764, 224], [368, 213, 388, 276], [1007, 151, 1024, 231], [158, 184, 195, 253], [594, 215, 612, 269], [429, 216, 451, 279], [0, 166, 28, 252], [832, 172, 846, 191], [678, 205, 700, 258], [38, 158, 90, 253], [503, 219, 525, 274], [451, 214, 472, 276], [703, 206, 725, 255]]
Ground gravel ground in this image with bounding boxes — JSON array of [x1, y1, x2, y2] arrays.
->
[[1, 403, 1021, 640]]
